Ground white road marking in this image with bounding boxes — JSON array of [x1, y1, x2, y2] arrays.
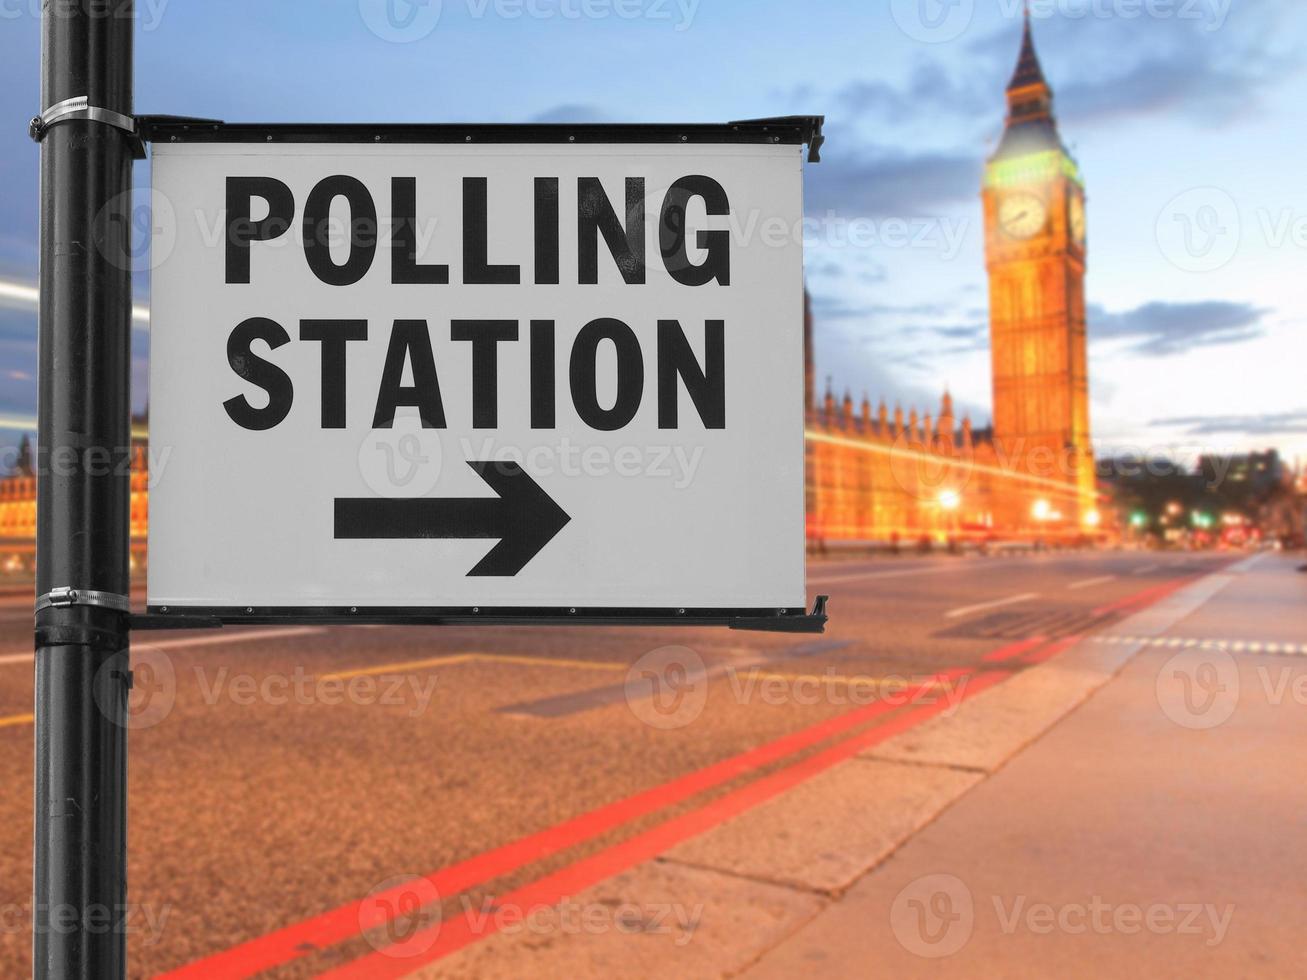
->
[[1091, 635, 1306, 656], [809, 563, 976, 586], [944, 592, 1039, 619], [1133, 563, 1159, 575], [1068, 575, 1115, 590], [0, 626, 323, 668]]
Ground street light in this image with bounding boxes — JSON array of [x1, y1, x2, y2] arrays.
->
[[937, 489, 961, 511], [1083, 508, 1101, 528], [1031, 498, 1052, 521]]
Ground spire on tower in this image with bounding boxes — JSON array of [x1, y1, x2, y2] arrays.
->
[[1008, 4, 1048, 95], [991, 10, 1065, 163]]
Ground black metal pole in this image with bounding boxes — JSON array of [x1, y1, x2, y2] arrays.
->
[[33, 2, 135, 978]]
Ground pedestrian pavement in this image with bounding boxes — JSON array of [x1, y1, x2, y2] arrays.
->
[[743, 552, 1307, 978]]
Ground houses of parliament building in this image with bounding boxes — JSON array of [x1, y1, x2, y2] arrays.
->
[[0, 16, 1103, 569], [806, 14, 1101, 548]]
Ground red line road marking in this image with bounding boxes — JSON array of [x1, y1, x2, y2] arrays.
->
[[321, 666, 1014, 978], [158, 644, 1030, 980], [1020, 634, 1082, 665], [1092, 577, 1193, 617], [982, 636, 1047, 663], [322, 573, 1223, 974], [1093, 557, 1241, 619]]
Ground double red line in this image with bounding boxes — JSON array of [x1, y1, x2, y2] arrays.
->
[[1092, 573, 1203, 618], [156, 635, 1063, 979]]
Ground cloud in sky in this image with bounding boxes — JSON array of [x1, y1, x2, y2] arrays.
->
[[804, 144, 979, 219], [1088, 300, 1269, 357], [836, 61, 988, 125], [528, 104, 611, 124], [1149, 410, 1307, 438]]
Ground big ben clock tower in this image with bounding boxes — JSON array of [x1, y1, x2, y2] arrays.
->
[[984, 11, 1096, 526]]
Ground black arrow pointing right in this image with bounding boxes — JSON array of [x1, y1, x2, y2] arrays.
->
[[334, 460, 571, 576]]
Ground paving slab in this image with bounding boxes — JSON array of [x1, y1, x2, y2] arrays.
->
[[413, 859, 824, 980], [664, 758, 982, 894]]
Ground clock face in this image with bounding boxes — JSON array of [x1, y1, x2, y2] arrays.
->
[[1069, 193, 1086, 246], [998, 192, 1048, 240]]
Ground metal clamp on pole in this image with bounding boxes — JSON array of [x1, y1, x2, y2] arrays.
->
[[35, 587, 132, 616], [29, 95, 144, 157]]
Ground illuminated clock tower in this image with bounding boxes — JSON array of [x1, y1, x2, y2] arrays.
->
[[983, 12, 1095, 526]]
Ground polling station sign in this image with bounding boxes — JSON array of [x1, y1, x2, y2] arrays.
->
[[144, 120, 823, 624]]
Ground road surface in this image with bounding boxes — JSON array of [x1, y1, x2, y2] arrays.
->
[[0, 548, 1259, 976]]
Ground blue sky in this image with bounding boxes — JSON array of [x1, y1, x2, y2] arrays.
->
[[0, 0, 1304, 463]]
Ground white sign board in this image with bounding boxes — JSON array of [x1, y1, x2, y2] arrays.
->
[[148, 136, 806, 612]]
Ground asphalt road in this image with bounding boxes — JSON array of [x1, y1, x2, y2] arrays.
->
[[0, 548, 1248, 977]]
